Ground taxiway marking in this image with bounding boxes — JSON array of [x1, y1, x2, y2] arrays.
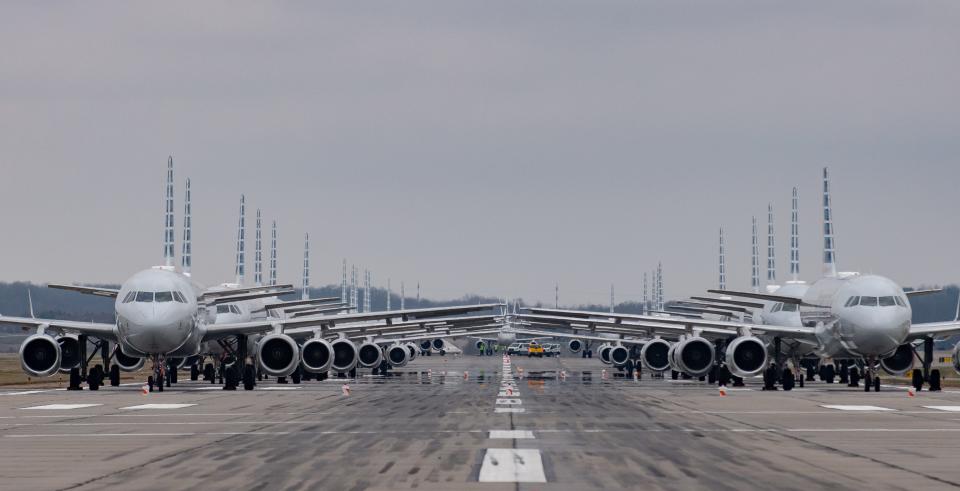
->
[[120, 403, 197, 410], [19, 404, 102, 410], [494, 407, 525, 413], [489, 430, 535, 439], [821, 405, 895, 411], [478, 448, 547, 483]]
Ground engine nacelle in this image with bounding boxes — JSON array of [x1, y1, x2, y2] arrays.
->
[[419, 340, 431, 351], [257, 333, 301, 377], [20, 334, 61, 377], [115, 349, 145, 372], [609, 345, 631, 367], [358, 341, 384, 369], [640, 339, 671, 372], [567, 339, 583, 353], [953, 342, 960, 375], [673, 336, 715, 377], [300, 338, 334, 373], [331, 338, 359, 372], [725, 336, 768, 378], [386, 343, 409, 368], [406, 342, 419, 362], [597, 344, 613, 365], [431, 338, 445, 351], [183, 355, 201, 369], [56, 335, 81, 373], [667, 342, 681, 372], [880, 343, 914, 376]]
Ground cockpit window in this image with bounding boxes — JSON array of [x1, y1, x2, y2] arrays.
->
[[135, 291, 154, 302], [155, 291, 173, 303], [844, 296, 859, 307], [771, 303, 782, 312], [217, 305, 231, 314], [122, 291, 136, 303], [230, 305, 241, 314], [859, 296, 878, 307], [172, 291, 187, 303], [781, 303, 798, 312], [879, 296, 896, 307], [895, 296, 907, 307]]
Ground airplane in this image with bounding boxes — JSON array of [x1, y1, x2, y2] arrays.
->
[[520, 168, 960, 392], [3, 157, 500, 391]]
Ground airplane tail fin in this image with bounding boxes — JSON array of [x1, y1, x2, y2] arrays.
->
[[181, 178, 192, 276], [301, 233, 310, 301], [254, 209, 263, 286], [767, 204, 776, 285], [269, 220, 278, 286], [163, 157, 175, 267], [822, 167, 838, 277], [719, 228, 726, 291], [234, 195, 246, 285], [790, 187, 800, 281], [27, 289, 35, 318], [751, 216, 759, 292]]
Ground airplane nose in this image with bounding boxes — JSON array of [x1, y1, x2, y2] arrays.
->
[[120, 305, 188, 354], [851, 311, 910, 356]]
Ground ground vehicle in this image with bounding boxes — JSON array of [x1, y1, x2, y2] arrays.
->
[[528, 341, 545, 357], [544, 343, 561, 357], [506, 343, 523, 355]]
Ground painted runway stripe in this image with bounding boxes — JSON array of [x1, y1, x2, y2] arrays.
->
[[489, 430, 534, 439], [821, 405, 895, 411], [495, 398, 522, 405], [259, 387, 303, 391], [924, 406, 960, 412], [478, 449, 547, 483], [494, 408, 525, 413], [19, 404, 102, 410], [0, 390, 53, 396], [120, 403, 197, 410]]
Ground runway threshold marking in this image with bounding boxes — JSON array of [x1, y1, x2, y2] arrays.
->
[[489, 430, 535, 439], [19, 404, 102, 410], [478, 449, 547, 483], [820, 405, 895, 411], [120, 404, 197, 410]]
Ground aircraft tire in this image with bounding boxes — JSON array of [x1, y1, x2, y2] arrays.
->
[[931, 369, 942, 391], [110, 365, 120, 386], [782, 369, 794, 391], [873, 376, 880, 392], [863, 372, 872, 392], [243, 365, 255, 391], [912, 369, 923, 392]]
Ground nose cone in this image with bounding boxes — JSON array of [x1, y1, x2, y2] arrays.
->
[[846, 309, 910, 356], [118, 304, 191, 354]]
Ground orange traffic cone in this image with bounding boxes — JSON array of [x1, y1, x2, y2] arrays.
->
[[341, 384, 351, 396], [140, 384, 149, 395], [908, 386, 916, 398], [719, 385, 727, 397]]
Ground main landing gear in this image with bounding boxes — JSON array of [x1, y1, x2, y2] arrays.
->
[[862, 358, 881, 392]]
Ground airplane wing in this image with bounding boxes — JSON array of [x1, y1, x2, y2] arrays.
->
[[281, 303, 502, 327], [906, 289, 943, 297], [199, 284, 294, 301], [262, 297, 340, 310], [370, 328, 503, 345], [907, 321, 960, 340], [47, 284, 119, 298], [0, 315, 116, 340], [203, 289, 296, 306], [705, 289, 829, 308], [508, 327, 648, 345], [522, 308, 817, 340]]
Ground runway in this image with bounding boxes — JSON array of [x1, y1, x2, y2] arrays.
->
[[3, 355, 960, 490]]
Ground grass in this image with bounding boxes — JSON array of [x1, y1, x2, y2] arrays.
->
[[0, 353, 145, 388]]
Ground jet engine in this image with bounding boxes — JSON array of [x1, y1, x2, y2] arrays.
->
[[257, 333, 301, 377], [331, 338, 359, 372], [609, 345, 631, 367], [567, 339, 583, 353], [640, 339, 671, 372], [880, 343, 914, 375], [474, 340, 485, 351], [56, 335, 81, 373], [406, 343, 419, 362], [115, 349, 145, 372], [597, 344, 613, 365], [358, 340, 384, 369], [419, 340, 431, 351], [386, 343, 410, 368], [725, 336, 767, 378], [953, 342, 960, 375], [431, 338, 445, 351], [300, 338, 334, 373], [20, 334, 61, 377], [672, 336, 715, 377]]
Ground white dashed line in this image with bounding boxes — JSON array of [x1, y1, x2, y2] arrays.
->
[[19, 404, 102, 410], [494, 408, 525, 413], [821, 405, 895, 411], [489, 430, 535, 439], [478, 449, 546, 483], [120, 404, 197, 410], [496, 398, 522, 405], [923, 406, 960, 412], [259, 387, 303, 391]]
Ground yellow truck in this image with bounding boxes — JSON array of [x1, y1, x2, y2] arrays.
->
[[528, 341, 545, 358]]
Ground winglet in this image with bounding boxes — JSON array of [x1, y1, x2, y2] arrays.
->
[[822, 167, 838, 277], [234, 195, 246, 285], [27, 289, 35, 319]]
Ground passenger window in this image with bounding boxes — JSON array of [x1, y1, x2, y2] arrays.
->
[[859, 296, 878, 307], [122, 291, 136, 303], [155, 292, 174, 303], [135, 291, 154, 302], [879, 296, 896, 307]]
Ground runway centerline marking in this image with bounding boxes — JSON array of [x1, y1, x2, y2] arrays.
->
[[120, 403, 197, 410], [19, 404, 102, 410], [924, 406, 960, 412], [494, 408, 525, 413], [496, 398, 522, 405], [478, 449, 546, 483], [821, 405, 895, 411], [489, 430, 535, 439]]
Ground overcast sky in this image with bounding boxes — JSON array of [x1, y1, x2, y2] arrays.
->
[[1, 2, 958, 305]]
